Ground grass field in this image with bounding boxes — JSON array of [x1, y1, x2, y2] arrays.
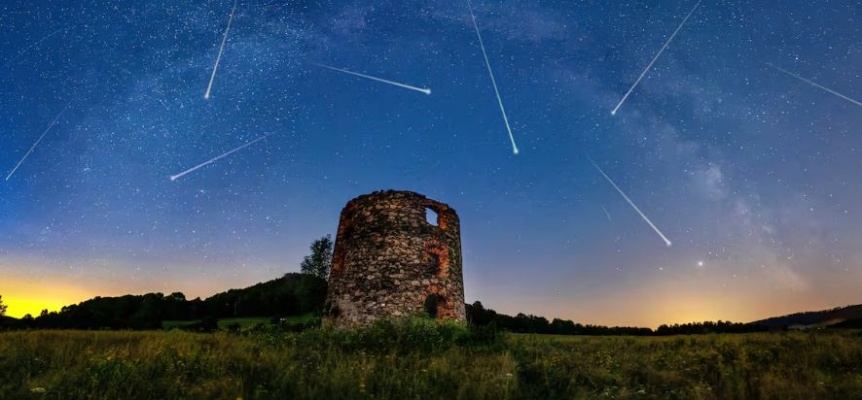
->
[[161, 314, 317, 330], [1, 320, 861, 399]]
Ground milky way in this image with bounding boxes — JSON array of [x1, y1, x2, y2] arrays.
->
[[1, 0, 860, 327]]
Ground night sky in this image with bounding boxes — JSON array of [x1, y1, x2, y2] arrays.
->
[[2, 0, 860, 327]]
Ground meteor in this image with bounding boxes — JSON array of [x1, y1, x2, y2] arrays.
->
[[765, 63, 862, 108], [204, 0, 238, 100], [6, 101, 73, 181], [466, 0, 519, 155], [2, 28, 64, 69], [170, 134, 270, 181], [312, 63, 431, 95], [587, 156, 673, 247], [600, 204, 612, 221], [611, 0, 702, 116]]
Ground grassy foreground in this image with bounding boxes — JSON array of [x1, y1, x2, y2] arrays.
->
[[161, 315, 315, 330], [1, 320, 861, 399]]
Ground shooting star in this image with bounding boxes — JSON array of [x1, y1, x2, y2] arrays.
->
[[204, 0, 238, 100], [466, 0, 519, 155], [765, 63, 862, 108], [6, 101, 73, 181], [312, 63, 431, 95], [611, 0, 702, 116], [2, 28, 64, 69], [170, 134, 271, 181], [600, 204, 612, 221], [587, 156, 672, 247]]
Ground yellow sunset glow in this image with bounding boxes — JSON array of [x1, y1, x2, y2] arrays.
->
[[0, 280, 93, 318]]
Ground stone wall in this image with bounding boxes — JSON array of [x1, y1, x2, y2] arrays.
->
[[324, 190, 466, 328]]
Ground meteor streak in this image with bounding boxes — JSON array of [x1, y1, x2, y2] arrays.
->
[[6, 101, 73, 181], [204, 0, 238, 100], [587, 156, 672, 247], [765, 63, 862, 108], [312, 63, 431, 95], [2, 28, 64, 69], [600, 204, 612, 221], [170, 134, 270, 181], [466, 0, 519, 155], [611, 0, 702, 116]]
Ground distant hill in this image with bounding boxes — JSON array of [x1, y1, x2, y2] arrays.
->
[[829, 317, 862, 329], [751, 304, 862, 329]]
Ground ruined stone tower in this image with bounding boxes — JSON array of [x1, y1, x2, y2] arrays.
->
[[324, 190, 466, 328]]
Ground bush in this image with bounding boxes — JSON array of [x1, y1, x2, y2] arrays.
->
[[291, 315, 501, 354], [181, 316, 219, 333]]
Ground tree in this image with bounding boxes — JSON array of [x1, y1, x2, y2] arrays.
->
[[0, 295, 6, 316], [168, 292, 186, 302], [299, 235, 333, 280]]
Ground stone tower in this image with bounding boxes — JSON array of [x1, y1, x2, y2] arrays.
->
[[324, 190, 466, 328]]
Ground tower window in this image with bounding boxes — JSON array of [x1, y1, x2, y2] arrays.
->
[[427, 252, 440, 275], [424, 242, 450, 278], [425, 207, 438, 226]]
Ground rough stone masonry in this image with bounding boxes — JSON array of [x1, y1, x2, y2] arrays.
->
[[324, 190, 466, 328]]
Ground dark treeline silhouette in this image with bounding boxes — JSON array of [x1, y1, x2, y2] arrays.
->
[[1, 282, 855, 335], [0, 234, 336, 331], [655, 321, 768, 335], [6, 273, 326, 330], [202, 273, 326, 319], [751, 304, 862, 329], [465, 301, 768, 336], [465, 301, 651, 335], [829, 317, 862, 329]]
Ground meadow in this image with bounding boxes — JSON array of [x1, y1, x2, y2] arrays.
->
[[161, 315, 317, 331], [1, 319, 861, 399]]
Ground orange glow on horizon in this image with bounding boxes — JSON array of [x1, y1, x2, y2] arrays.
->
[[0, 280, 94, 318], [3, 297, 71, 319], [0, 263, 288, 319]]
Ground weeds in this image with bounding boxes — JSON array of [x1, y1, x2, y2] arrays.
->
[[0, 320, 860, 399]]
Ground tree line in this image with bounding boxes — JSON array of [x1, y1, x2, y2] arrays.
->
[[465, 301, 769, 336], [0, 234, 825, 335], [0, 292, 815, 335], [0, 235, 334, 331], [5, 273, 326, 330]]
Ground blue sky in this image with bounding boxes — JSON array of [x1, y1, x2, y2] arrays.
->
[[1, 0, 860, 326]]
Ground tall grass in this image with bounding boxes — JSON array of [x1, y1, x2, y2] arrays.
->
[[510, 331, 862, 399], [0, 319, 860, 399]]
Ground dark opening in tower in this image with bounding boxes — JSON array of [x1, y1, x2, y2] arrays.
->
[[426, 252, 440, 275], [424, 294, 444, 319], [424, 242, 449, 278]]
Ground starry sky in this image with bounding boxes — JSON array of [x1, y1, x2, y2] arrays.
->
[[1, 0, 860, 327]]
